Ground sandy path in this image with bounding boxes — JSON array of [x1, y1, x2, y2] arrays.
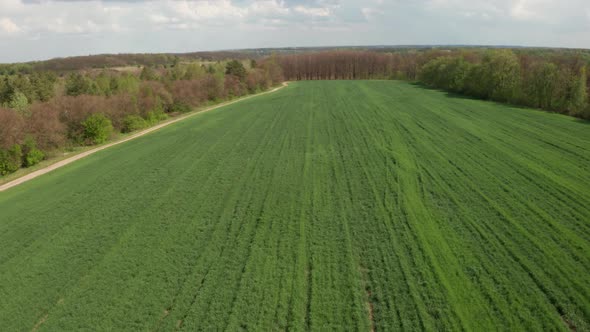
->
[[0, 82, 289, 192]]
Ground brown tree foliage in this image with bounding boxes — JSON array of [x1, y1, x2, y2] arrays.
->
[[102, 94, 140, 130], [137, 81, 173, 116], [224, 75, 246, 98], [246, 69, 270, 93], [26, 104, 67, 150], [276, 51, 416, 81], [169, 80, 206, 107], [0, 108, 24, 149]]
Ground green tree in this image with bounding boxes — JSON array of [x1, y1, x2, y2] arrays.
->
[[140, 66, 157, 81], [418, 58, 443, 88], [553, 66, 588, 115], [11, 75, 35, 102], [420, 57, 471, 93], [446, 57, 471, 92], [95, 71, 113, 96], [8, 91, 29, 115], [30, 72, 56, 102], [167, 58, 185, 81], [112, 74, 140, 94], [569, 66, 587, 116], [463, 64, 488, 99], [172, 57, 180, 68], [527, 62, 558, 109], [183, 63, 206, 80], [225, 60, 247, 81], [481, 50, 521, 102], [82, 113, 113, 145], [65, 73, 98, 96], [0, 76, 15, 104]]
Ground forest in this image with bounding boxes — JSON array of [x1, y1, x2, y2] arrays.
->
[[0, 47, 589, 177]]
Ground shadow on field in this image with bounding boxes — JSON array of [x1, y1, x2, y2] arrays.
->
[[411, 82, 482, 101], [574, 118, 590, 125]]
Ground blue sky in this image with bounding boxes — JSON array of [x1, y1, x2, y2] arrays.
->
[[1, 0, 589, 63]]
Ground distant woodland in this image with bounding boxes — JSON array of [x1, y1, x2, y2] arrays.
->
[[0, 47, 588, 176]]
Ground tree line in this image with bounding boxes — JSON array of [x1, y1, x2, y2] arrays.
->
[[0, 58, 284, 176], [419, 50, 588, 118], [0, 51, 260, 74], [277, 51, 419, 80]]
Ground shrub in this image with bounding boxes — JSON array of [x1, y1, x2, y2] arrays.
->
[[169, 101, 192, 113], [145, 110, 167, 125], [82, 113, 113, 145], [122, 115, 147, 133], [21, 137, 44, 167], [24, 148, 44, 168], [0, 144, 22, 175]]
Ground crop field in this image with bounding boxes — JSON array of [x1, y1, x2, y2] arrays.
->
[[0, 80, 589, 331]]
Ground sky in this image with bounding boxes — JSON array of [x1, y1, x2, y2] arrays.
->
[[0, 0, 589, 63]]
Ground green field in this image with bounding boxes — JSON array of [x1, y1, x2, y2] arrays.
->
[[1, 81, 589, 331]]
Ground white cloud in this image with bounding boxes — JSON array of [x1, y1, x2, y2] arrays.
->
[[510, 0, 539, 20], [508, 0, 574, 21], [425, 0, 590, 24], [426, 0, 506, 17], [294, 6, 331, 17], [248, 1, 291, 16], [0, 17, 21, 34], [149, 14, 177, 25], [169, 0, 246, 21]]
